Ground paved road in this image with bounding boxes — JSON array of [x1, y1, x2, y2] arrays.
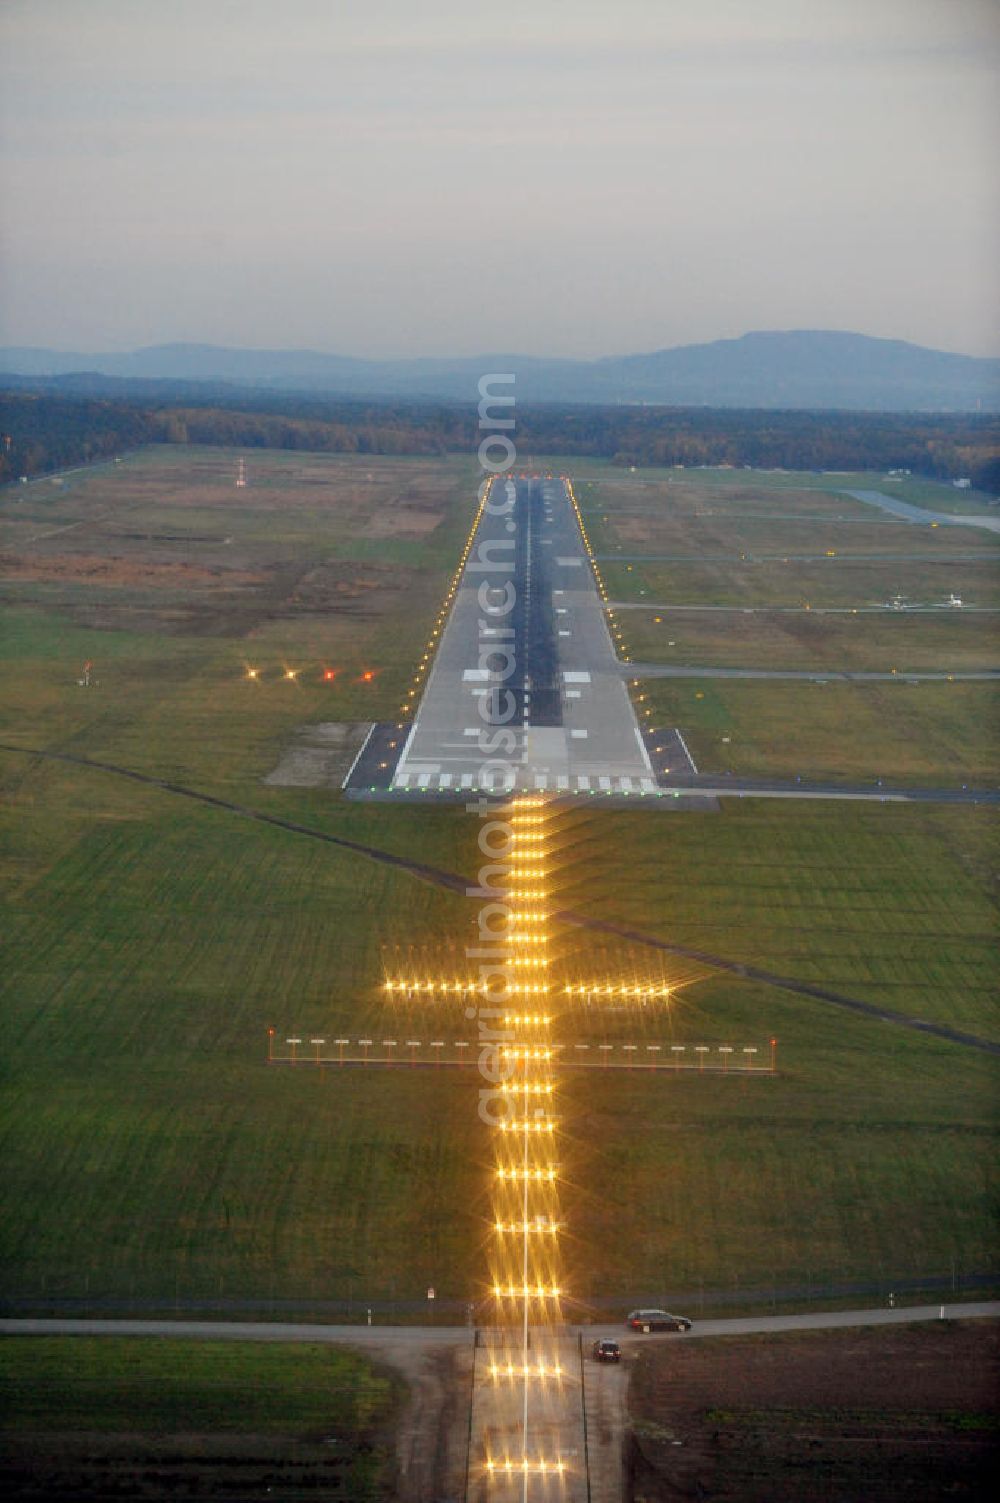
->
[[626, 662, 999, 682], [385, 476, 659, 796], [838, 488, 1000, 534], [654, 778, 998, 804], [596, 553, 1000, 563], [3, 1303, 996, 1346], [610, 600, 1000, 616]]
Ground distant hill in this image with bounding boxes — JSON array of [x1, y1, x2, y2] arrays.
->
[[2, 330, 997, 411]]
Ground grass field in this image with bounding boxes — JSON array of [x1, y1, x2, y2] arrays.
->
[[570, 468, 999, 788], [641, 678, 998, 786], [0, 1337, 398, 1499], [1, 447, 997, 1316], [578, 463, 1000, 516], [619, 606, 996, 673]]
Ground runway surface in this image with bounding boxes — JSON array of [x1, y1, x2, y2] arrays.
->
[[377, 476, 667, 797]]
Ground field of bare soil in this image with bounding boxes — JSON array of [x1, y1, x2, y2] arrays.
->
[[627, 1319, 998, 1501]]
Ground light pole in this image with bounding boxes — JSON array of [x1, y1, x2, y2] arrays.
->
[[286, 1036, 301, 1064], [311, 1037, 325, 1067]]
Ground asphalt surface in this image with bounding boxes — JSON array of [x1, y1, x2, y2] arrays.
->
[[3, 1302, 996, 1346], [596, 553, 1000, 564], [626, 662, 999, 682], [839, 488, 1000, 533], [646, 777, 998, 805], [610, 600, 1000, 615], [375, 477, 661, 797]]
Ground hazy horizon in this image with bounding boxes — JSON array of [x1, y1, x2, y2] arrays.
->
[[0, 326, 997, 365], [1, 0, 998, 360]]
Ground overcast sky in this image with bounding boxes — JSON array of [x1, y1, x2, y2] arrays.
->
[[1, 0, 997, 358]]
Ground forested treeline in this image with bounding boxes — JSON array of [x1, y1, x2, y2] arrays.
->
[[2, 387, 998, 492]]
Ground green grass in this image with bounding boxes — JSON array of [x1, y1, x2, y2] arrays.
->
[[585, 463, 1000, 516], [0, 1337, 398, 1500], [2, 767, 997, 1306], [639, 677, 998, 786], [618, 605, 997, 672], [602, 555, 1000, 609], [0, 1337, 396, 1433], [1, 446, 997, 1314]]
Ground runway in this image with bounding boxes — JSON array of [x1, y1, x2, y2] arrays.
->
[[373, 476, 670, 797], [339, 475, 996, 807]]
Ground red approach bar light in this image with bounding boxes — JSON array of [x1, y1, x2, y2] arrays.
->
[[322, 667, 337, 682], [360, 669, 376, 682]]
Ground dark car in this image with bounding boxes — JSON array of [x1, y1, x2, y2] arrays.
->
[[626, 1308, 692, 1333], [592, 1339, 621, 1362]]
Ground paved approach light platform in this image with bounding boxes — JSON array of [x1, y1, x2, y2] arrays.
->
[[344, 476, 687, 801]]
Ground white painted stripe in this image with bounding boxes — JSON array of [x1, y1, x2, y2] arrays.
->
[[599, 776, 611, 790], [566, 689, 581, 699], [395, 772, 411, 788], [577, 775, 591, 791], [620, 776, 634, 792], [462, 668, 490, 682], [534, 775, 548, 790], [340, 721, 377, 789], [675, 728, 699, 774], [417, 772, 432, 788], [395, 717, 420, 769], [460, 773, 474, 788], [634, 723, 654, 774], [563, 671, 591, 683], [438, 773, 452, 788], [571, 729, 588, 739], [556, 608, 568, 614], [463, 728, 481, 737], [557, 775, 569, 790], [641, 777, 656, 792], [559, 630, 571, 637]]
